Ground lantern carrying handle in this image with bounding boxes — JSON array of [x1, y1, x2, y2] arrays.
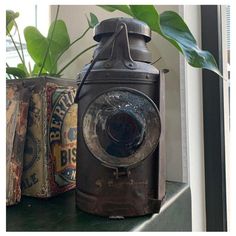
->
[[103, 22, 136, 70], [75, 22, 125, 102]]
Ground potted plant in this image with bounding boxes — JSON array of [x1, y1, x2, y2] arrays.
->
[[6, 6, 99, 205]]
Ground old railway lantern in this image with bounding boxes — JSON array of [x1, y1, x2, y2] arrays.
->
[[75, 18, 167, 217]]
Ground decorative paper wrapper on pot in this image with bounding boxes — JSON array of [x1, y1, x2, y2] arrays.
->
[[20, 77, 77, 197], [6, 81, 31, 206]]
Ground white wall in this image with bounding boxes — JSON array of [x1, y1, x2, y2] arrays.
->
[[51, 5, 206, 231], [150, 5, 184, 183], [220, 5, 230, 230], [180, 5, 206, 231]]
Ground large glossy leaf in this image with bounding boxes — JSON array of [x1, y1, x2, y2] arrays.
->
[[24, 26, 53, 72], [47, 20, 70, 62], [24, 20, 70, 74], [99, 5, 221, 76], [128, 6, 182, 49], [159, 11, 220, 74], [6, 10, 19, 35]]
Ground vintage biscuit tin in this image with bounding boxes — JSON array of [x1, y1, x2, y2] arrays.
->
[[20, 77, 77, 197]]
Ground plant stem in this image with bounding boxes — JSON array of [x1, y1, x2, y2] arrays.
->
[[70, 27, 90, 47], [7, 28, 25, 66], [57, 44, 97, 75], [38, 5, 60, 76], [28, 62, 32, 76], [50, 26, 90, 74], [6, 63, 17, 79], [151, 57, 162, 65], [14, 21, 26, 67], [6, 63, 13, 79]]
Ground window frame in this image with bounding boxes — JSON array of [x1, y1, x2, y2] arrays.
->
[[201, 5, 228, 231]]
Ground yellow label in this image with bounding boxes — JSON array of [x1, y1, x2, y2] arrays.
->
[[49, 88, 77, 187]]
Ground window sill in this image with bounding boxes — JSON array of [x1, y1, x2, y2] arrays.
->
[[6, 181, 191, 231]]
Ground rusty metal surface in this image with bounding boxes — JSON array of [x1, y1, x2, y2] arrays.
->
[[6, 82, 30, 206], [21, 77, 77, 198], [75, 18, 166, 217]]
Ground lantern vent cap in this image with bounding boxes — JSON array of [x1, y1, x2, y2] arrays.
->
[[93, 17, 151, 42]]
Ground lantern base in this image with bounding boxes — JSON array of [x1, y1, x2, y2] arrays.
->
[[75, 188, 164, 217]]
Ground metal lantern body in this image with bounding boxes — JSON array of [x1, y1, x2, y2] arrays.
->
[[75, 18, 166, 217]]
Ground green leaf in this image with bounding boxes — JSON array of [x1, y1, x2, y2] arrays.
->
[[98, 5, 117, 12], [17, 63, 29, 76], [24, 26, 53, 72], [99, 5, 222, 77], [127, 6, 183, 58], [6, 10, 19, 35], [6, 67, 27, 78], [87, 13, 99, 28], [130, 5, 160, 32], [32, 64, 48, 75], [47, 20, 70, 63], [98, 5, 133, 16], [159, 11, 221, 76], [24, 20, 70, 74]]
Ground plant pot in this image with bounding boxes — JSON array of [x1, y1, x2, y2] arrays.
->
[[6, 81, 31, 205], [7, 77, 77, 198]]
